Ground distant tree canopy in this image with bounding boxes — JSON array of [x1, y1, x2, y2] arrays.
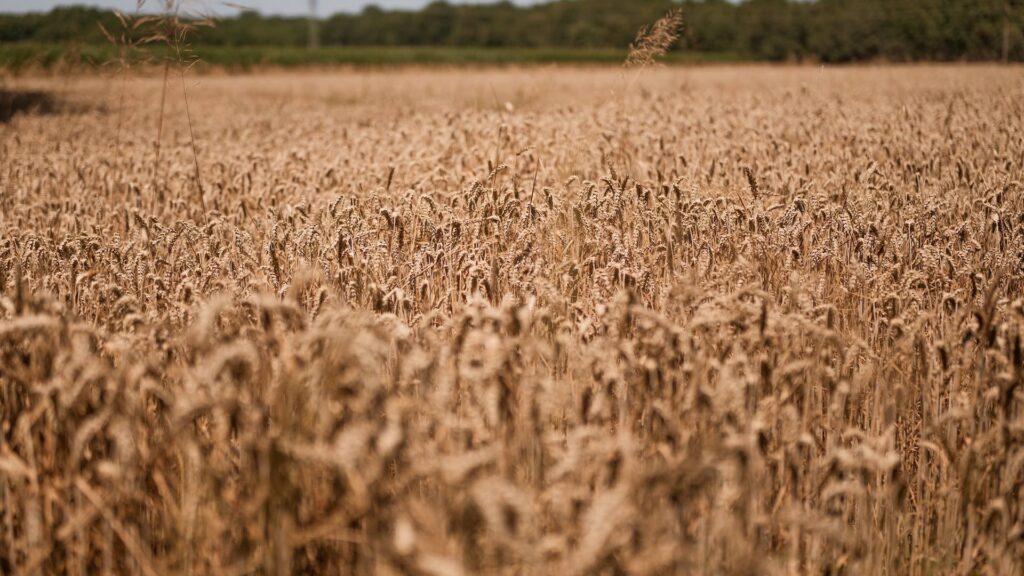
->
[[1, 0, 1022, 62]]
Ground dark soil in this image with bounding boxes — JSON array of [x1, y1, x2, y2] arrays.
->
[[0, 89, 56, 122]]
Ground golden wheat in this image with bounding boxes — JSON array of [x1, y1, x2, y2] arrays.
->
[[0, 63, 1023, 575]]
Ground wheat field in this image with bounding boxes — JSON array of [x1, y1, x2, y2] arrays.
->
[[1, 64, 1023, 575]]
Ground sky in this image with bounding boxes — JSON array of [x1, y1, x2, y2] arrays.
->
[[0, 0, 546, 16]]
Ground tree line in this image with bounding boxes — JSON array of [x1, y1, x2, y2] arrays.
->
[[1, 0, 1022, 63]]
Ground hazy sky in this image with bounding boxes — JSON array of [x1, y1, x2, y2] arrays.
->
[[0, 1, 546, 16]]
